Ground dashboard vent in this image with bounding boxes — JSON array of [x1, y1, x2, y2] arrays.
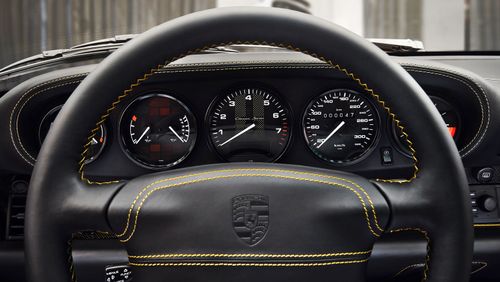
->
[[6, 180, 28, 240]]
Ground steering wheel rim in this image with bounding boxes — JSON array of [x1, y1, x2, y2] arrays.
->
[[26, 7, 472, 282]]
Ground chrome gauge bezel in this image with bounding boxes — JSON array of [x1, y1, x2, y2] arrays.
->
[[389, 95, 461, 157], [118, 93, 197, 170], [302, 89, 381, 166], [38, 104, 107, 164]]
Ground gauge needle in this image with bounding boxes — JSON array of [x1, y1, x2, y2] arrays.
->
[[169, 126, 186, 143], [219, 123, 256, 147], [91, 138, 98, 145], [133, 126, 150, 144], [317, 121, 345, 149]]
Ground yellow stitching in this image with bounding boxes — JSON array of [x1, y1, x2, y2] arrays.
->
[[128, 259, 369, 267], [162, 60, 323, 68], [393, 263, 424, 278], [15, 82, 81, 162], [390, 228, 430, 282], [120, 173, 382, 242], [474, 223, 500, 227], [9, 75, 86, 165], [67, 237, 77, 282], [156, 64, 331, 74], [394, 261, 487, 278], [471, 261, 488, 275], [79, 41, 419, 184], [403, 66, 489, 157], [116, 168, 385, 237], [129, 250, 371, 259]]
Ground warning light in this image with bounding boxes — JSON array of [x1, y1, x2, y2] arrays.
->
[[448, 127, 456, 138]]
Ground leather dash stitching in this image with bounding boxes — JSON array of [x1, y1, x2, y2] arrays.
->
[[9, 74, 87, 166], [78, 41, 419, 184], [129, 250, 372, 259], [119, 173, 384, 242], [128, 259, 369, 267], [116, 168, 385, 237]]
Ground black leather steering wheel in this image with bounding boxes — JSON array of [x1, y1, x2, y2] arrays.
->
[[26, 7, 473, 282]]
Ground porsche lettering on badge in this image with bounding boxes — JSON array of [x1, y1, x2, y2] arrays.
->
[[232, 194, 269, 246]]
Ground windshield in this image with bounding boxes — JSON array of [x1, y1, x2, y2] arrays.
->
[[1, 0, 499, 68]]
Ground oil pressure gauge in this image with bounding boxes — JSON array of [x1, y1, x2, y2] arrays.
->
[[120, 94, 196, 169], [303, 89, 380, 164]]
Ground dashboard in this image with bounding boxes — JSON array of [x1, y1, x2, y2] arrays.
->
[[2, 54, 491, 183], [1, 51, 500, 281]]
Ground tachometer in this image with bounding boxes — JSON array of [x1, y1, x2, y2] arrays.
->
[[303, 89, 379, 164], [120, 94, 196, 169], [208, 87, 290, 162]]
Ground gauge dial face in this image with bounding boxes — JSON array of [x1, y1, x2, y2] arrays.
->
[[303, 89, 379, 164], [120, 94, 196, 169], [39, 105, 106, 164], [392, 95, 459, 156], [208, 87, 291, 162]]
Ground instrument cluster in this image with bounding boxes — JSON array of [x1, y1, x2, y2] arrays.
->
[[103, 86, 455, 170], [36, 84, 461, 172], [109, 87, 384, 169]]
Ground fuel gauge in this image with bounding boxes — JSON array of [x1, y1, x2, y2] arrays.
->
[[119, 94, 197, 169]]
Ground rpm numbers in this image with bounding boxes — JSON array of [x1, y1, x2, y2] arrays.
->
[[208, 88, 291, 162], [118, 88, 383, 168], [303, 89, 379, 164], [120, 94, 196, 169]]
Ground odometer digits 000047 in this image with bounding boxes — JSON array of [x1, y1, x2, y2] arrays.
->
[[303, 89, 379, 164], [208, 87, 290, 162]]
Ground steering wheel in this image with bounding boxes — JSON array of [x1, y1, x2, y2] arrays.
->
[[26, 7, 473, 282]]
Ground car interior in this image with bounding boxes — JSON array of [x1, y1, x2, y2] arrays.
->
[[0, 2, 500, 282]]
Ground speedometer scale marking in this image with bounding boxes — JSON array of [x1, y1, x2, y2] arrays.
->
[[303, 89, 379, 164], [209, 88, 290, 162]]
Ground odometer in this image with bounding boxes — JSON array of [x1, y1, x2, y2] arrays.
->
[[208, 87, 290, 162], [303, 89, 379, 164]]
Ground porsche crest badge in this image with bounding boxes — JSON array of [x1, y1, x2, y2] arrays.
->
[[232, 194, 270, 246]]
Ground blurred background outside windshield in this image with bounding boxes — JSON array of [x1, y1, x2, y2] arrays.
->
[[1, 0, 499, 67]]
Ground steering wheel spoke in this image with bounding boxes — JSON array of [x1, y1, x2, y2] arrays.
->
[[374, 172, 474, 281], [63, 180, 126, 232]]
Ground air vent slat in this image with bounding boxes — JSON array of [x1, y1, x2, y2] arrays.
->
[[6, 180, 28, 240]]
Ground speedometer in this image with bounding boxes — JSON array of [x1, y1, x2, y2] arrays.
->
[[303, 89, 379, 164], [208, 87, 291, 162]]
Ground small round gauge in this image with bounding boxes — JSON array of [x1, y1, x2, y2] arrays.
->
[[303, 89, 380, 164], [208, 87, 291, 162], [39, 105, 106, 164], [392, 95, 459, 156], [120, 94, 196, 169]]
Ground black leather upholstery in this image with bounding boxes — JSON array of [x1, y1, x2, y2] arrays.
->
[[107, 163, 389, 282], [26, 7, 472, 282]]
